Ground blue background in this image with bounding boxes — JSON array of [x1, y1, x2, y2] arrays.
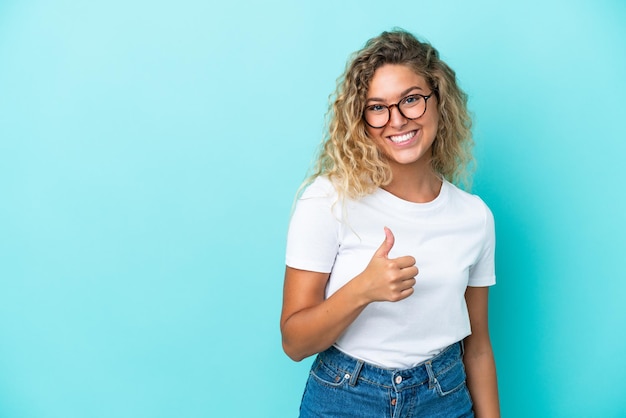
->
[[1, 0, 625, 416]]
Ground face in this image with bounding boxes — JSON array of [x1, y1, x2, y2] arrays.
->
[[364, 64, 438, 171]]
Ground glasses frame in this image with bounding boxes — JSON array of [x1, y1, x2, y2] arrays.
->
[[363, 92, 434, 129]]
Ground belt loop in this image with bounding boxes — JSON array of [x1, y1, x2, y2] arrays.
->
[[349, 360, 364, 387], [460, 340, 465, 357], [425, 361, 436, 389]]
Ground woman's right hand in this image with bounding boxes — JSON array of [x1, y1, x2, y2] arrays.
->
[[356, 227, 418, 303]]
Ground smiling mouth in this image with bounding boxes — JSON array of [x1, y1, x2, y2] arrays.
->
[[388, 130, 417, 144]]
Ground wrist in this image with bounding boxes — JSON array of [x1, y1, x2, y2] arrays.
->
[[347, 273, 374, 307]]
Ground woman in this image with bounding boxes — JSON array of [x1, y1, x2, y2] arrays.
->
[[281, 29, 500, 417]]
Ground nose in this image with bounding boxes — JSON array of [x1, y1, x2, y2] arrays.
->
[[388, 104, 408, 128]]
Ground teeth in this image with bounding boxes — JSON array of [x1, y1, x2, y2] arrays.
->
[[389, 131, 415, 143]]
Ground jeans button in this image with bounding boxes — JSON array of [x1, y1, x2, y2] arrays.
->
[[395, 375, 402, 384]]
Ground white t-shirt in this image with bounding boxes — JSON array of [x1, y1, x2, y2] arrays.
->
[[286, 176, 496, 369]]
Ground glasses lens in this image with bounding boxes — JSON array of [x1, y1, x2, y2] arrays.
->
[[399, 95, 426, 119], [364, 105, 388, 128]]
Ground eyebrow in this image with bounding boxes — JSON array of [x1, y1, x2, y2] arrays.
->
[[366, 86, 425, 103]]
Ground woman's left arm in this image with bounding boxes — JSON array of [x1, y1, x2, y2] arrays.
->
[[464, 286, 500, 418]]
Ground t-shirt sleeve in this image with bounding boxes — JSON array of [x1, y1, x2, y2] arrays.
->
[[468, 202, 496, 287], [285, 177, 340, 273]]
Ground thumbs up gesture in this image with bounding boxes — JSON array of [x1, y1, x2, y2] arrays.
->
[[357, 227, 418, 303]]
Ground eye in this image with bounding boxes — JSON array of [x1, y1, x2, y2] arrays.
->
[[402, 95, 422, 105], [366, 104, 386, 113]]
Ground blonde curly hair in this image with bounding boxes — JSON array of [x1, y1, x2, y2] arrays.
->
[[308, 29, 474, 199]]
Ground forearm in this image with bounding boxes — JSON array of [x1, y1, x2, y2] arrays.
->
[[281, 279, 368, 361], [463, 343, 500, 418], [281, 229, 417, 362]]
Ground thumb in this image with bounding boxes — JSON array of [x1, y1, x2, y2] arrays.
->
[[374, 227, 395, 258]]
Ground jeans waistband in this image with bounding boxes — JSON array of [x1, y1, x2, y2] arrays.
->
[[317, 342, 463, 391]]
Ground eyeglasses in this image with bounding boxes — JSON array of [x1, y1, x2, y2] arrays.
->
[[363, 93, 434, 128]]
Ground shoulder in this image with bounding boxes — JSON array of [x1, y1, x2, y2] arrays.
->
[[299, 176, 339, 200], [444, 181, 494, 222], [292, 176, 343, 220]]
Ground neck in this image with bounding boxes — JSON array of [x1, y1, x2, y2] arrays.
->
[[383, 161, 442, 203]]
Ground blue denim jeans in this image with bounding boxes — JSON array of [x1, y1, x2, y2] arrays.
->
[[299, 342, 473, 418]]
